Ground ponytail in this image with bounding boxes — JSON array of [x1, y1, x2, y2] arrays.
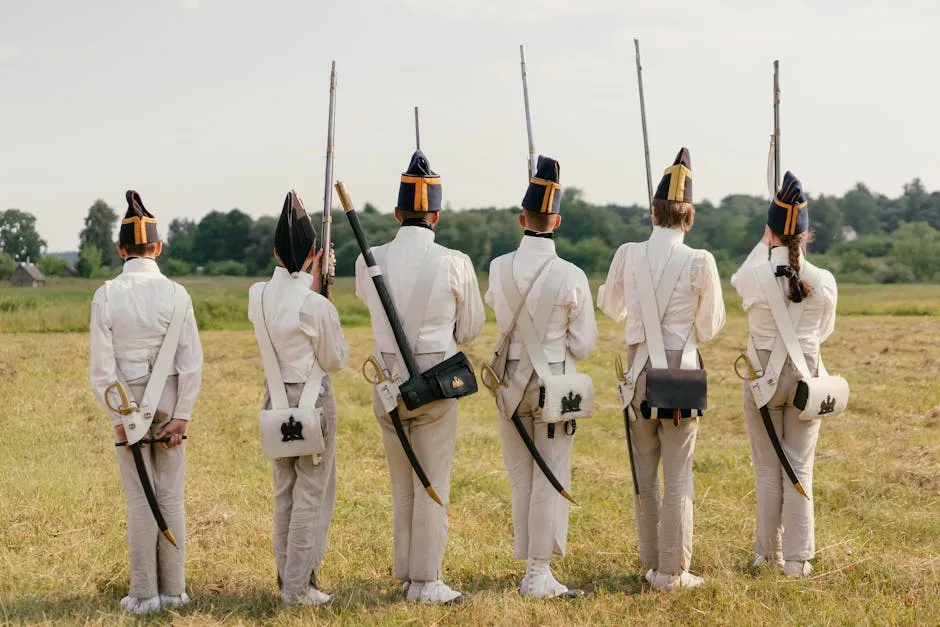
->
[[778, 233, 813, 302]]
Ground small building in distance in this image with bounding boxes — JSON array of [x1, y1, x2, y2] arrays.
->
[[10, 262, 46, 287]]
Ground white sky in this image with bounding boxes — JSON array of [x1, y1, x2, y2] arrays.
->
[[1, 0, 937, 251]]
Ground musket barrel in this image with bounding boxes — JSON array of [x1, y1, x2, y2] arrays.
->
[[414, 106, 420, 150], [773, 60, 780, 191], [320, 61, 337, 296], [634, 39, 653, 211], [520, 44, 536, 178], [335, 182, 421, 378]]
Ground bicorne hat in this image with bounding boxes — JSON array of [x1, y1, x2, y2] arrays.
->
[[274, 189, 317, 273]]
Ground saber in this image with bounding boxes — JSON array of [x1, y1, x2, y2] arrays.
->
[[320, 60, 337, 298], [334, 181, 443, 507], [510, 412, 576, 505], [615, 354, 642, 512], [414, 106, 421, 150], [107, 381, 180, 547], [519, 44, 537, 177], [634, 39, 653, 211], [115, 435, 188, 447], [759, 406, 808, 500]]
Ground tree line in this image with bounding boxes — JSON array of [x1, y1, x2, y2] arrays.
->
[[3, 178, 940, 283]]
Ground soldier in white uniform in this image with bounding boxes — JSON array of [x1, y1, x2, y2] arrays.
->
[[354, 150, 485, 604], [731, 172, 838, 579], [89, 190, 203, 614], [248, 191, 349, 606], [484, 155, 597, 598], [597, 149, 725, 591]]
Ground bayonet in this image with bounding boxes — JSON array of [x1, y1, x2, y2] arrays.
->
[[519, 44, 537, 178]]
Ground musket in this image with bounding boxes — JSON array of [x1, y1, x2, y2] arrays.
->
[[773, 60, 781, 191], [320, 61, 337, 297], [634, 39, 654, 211], [767, 60, 781, 197], [519, 44, 537, 178], [414, 106, 421, 150], [334, 181, 444, 507], [105, 381, 180, 547], [615, 354, 642, 512]]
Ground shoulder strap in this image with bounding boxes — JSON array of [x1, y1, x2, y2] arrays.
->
[[632, 243, 692, 369], [139, 285, 190, 413], [502, 257, 564, 381], [251, 285, 290, 410], [494, 254, 553, 354], [757, 264, 813, 378], [403, 244, 447, 350]]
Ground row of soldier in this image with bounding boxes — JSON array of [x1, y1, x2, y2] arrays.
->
[[89, 146, 840, 613]]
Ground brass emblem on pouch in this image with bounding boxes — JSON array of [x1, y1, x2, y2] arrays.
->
[[451, 375, 465, 389]]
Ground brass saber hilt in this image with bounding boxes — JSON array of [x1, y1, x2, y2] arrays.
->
[[734, 353, 763, 381], [105, 381, 137, 415], [480, 362, 501, 397], [361, 355, 389, 386]]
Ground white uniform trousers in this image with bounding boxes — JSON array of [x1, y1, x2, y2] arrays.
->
[[373, 352, 458, 583], [116, 375, 186, 599], [269, 376, 338, 598], [498, 361, 572, 560], [743, 350, 821, 562], [628, 349, 698, 576]]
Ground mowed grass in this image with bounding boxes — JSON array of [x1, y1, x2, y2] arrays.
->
[[1, 277, 940, 333], [1, 312, 939, 625]]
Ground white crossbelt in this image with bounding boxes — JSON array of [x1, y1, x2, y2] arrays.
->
[[498, 254, 566, 415], [109, 283, 189, 444], [251, 286, 325, 411], [372, 244, 447, 381]]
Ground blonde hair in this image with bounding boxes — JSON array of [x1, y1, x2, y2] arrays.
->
[[651, 199, 695, 231]]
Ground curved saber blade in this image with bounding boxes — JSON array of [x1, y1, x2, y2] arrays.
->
[[759, 406, 809, 500], [129, 443, 179, 547], [390, 407, 443, 507], [511, 411, 577, 505]]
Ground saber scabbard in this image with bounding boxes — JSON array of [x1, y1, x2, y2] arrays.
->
[[759, 405, 809, 500], [510, 411, 577, 506], [334, 181, 442, 507], [129, 442, 179, 547], [616, 354, 642, 512], [116, 435, 189, 447]]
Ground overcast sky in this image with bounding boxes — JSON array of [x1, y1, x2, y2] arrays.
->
[[2, 0, 937, 251]]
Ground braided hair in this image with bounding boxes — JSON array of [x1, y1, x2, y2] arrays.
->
[[777, 233, 814, 302]]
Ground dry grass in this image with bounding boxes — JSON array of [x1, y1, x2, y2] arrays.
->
[[1, 314, 939, 625]]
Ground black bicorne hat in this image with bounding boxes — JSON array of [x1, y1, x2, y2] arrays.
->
[[274, 190, 317, 274], [521, 155, 562, 214], [119, 190, 160, 246], [396, 150, 442, 213], [768, 171, 809, 236], [653, 148, 693, 204]]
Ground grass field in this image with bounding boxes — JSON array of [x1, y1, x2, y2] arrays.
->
[[0, 279, 938, 625]]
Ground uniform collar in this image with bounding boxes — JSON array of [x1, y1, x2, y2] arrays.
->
[[650, 225, 685, 247], [121, 257, 162, 274], [271, 265, 313, 282], [519, 234, 557, 254], [393, 225, 436, 245]]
